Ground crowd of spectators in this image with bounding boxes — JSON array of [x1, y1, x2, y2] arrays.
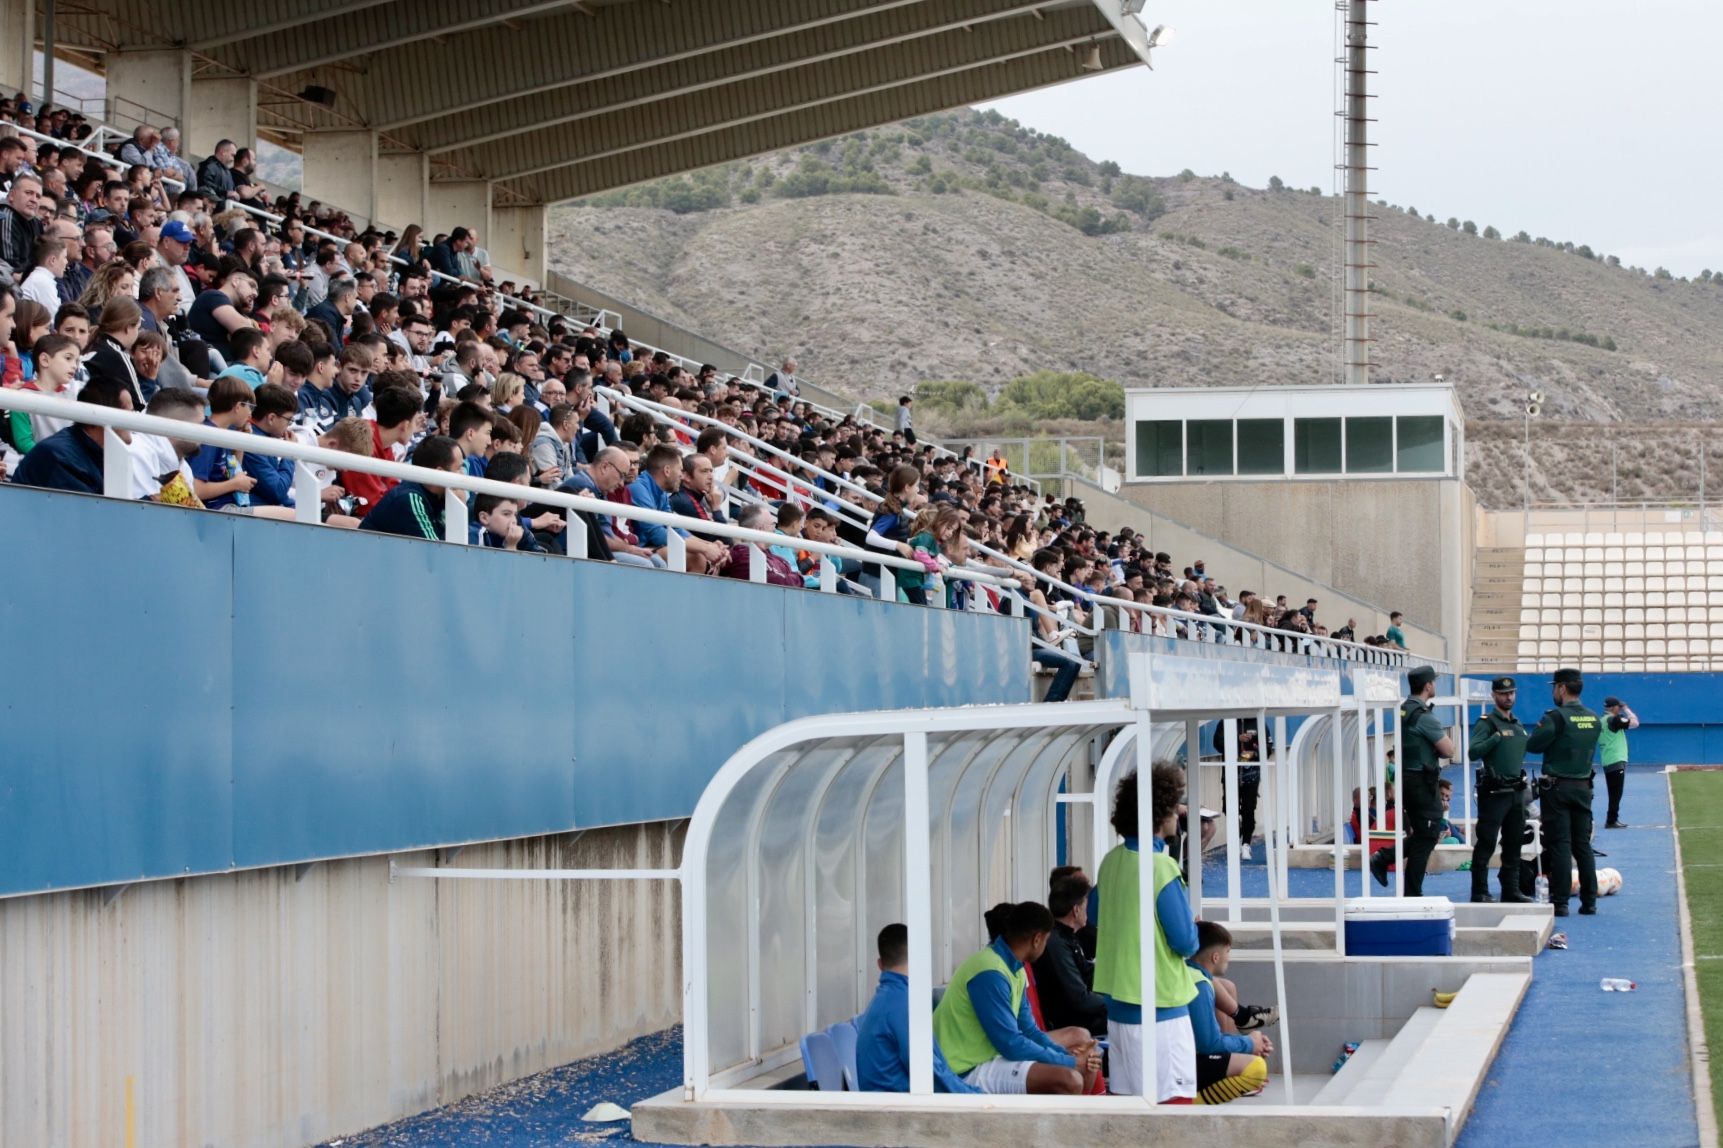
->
[[0, 107, 1413, 690]]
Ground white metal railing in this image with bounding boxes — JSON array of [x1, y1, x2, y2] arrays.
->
[[0, 390, 1016, 606], [14, 122, 188, 196]]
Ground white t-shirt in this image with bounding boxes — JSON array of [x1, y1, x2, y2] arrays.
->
[[129, 433, 190, 499], [20, 266, 60, 310]]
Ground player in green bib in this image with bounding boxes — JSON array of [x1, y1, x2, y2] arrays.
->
[[1091, 762, 1201, 1101], [1599, 696, 1638, 828]]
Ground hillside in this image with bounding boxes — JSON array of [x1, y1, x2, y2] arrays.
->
[[547, 109, 1723, 507]]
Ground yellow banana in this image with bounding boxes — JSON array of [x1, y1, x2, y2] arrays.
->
[[1433, 990, 1458, 1008]]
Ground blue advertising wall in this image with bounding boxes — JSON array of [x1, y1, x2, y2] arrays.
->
[[0, 490, 1030, 896], [1466, 672, 1723, 765]]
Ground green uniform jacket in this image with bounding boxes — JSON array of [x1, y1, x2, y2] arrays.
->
[[1525, 700, 1601, 778], [1400, 697, 1446, 774], [1469, 710, 1528, 780]]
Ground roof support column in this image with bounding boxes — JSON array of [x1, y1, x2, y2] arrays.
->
[[488, 202, 546, 287], [185, 76, 256, 159], [0, 0, 32, 97], [104, 48, 190, 134], [303, 129, 378, 227], [425, 179, 490, 254], [375, 152, 429, 235]]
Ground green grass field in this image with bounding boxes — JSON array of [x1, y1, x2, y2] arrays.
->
[[1672, 769, 1723, 1135]]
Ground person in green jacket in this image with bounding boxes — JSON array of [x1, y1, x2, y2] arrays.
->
[[1599, 696, 1639, 829], [1526, 667, 1603, 917], [1092, 762, 1201, 1101]]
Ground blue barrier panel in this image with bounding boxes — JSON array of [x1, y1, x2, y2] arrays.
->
[[1465, 671, 1723, 766], [0, 490, 1029, 895]]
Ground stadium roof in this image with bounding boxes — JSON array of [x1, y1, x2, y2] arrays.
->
[[49, 0, 1151, 205]]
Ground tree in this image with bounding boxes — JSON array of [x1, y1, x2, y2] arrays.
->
[[1446, 217, 1460, 230], [1512, 231, 1530, 243], [1655, 266, 1674, 280], [994, 371, 1126, 421], [1097, 159, 1121, 178], [915, 380, 990, 415], [1483, 225, 1501, 240], [1110, 176, 1165, 219], [1268, 174, 1285, 190], [1178, 168, 1196, 182], [1461, 220, 1478, 236]]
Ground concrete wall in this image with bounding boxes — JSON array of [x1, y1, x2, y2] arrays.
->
[[185, 76, 257, 157], [1070, 476, 1446, 657], [1467, 670, 1723, 764], [1477, 507, 1719, 548], [0, 822, 684, 1148], [1115, 478, 1460, 659]]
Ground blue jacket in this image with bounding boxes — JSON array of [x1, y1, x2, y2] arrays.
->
[[359, 481, 445, 541], [189, 419, 250, 510], [964, 937, 1076, 1069], [332, 381, 373, 422], [11, 425, 104, 494], [216, 363, 267, 390], [627, 470, 687, 549], [1186, 966, 1253, 1055], [305, 301, 347, 349], [296, 382, 342, 434], [855, 970, 979, 1094], [242, 425, 296, 506]]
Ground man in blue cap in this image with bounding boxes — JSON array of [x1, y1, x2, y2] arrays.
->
[[1527, 668, 1602, 917], [1371, 665, 1453, 895]]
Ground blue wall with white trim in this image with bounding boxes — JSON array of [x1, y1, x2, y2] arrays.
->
[[0, 489, 1030, 896], [1464, 672, 1723, 766]]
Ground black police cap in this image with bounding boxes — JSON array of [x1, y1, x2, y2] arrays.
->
[[1552, 667, 1583, 688], [1491, 676, 1516, 692], [1407, 665, 1437, 691]]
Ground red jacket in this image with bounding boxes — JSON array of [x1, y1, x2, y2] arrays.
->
[[722, 543, 801, 587], [337, 422, 399, 518]]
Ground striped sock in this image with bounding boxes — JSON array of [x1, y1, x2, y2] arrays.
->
[[1195, 1056, 1269, 1105]]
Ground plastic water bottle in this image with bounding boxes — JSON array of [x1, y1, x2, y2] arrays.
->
[[1534, 875, 1549, 904], [1600, 979, 1637, 992]]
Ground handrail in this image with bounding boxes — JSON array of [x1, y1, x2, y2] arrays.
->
[[0, 390, 1014, 602], [12, 122, 187, 195]]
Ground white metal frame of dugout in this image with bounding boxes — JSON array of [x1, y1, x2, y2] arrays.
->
[[392, 648, 1356, 1109]]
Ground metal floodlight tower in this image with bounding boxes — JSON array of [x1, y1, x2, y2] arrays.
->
[[1340, 0, 1376, 386]]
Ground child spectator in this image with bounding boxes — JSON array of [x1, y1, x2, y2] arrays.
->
[[189, 375, 258, 509]]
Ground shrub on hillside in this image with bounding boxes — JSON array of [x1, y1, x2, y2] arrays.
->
[[995, 371, 1125, 421]]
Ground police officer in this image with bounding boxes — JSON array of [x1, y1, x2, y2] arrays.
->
[[1466, 676, 1532, 904], [1370, 665, 1454, 895], [1526, 667, 1603, 917]]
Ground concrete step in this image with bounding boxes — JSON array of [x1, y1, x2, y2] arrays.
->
[[1347, 1006, 1446, 1094], [1310, 1038, 1391, 1106]]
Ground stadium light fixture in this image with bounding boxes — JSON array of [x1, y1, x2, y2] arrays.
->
[[1146, 23, 1174, 49], [1120, 0, 1148, 15], [1080, 43, 1104, 71]]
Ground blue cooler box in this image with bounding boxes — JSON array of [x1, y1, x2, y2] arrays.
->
[[1343, 897, 1454, 956]]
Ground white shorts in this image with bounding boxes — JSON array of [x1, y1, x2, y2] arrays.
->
[[1106, 1015, 1197, 1101], [962, 1057, 1036, 1095]]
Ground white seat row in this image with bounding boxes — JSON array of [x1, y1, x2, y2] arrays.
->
[[1527, 531, 1723, 547]]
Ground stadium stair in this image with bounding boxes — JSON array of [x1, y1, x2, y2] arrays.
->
[[1466, 547, 1526, 672]]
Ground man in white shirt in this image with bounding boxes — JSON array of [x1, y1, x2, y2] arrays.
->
[[129, 387, 205, 499]]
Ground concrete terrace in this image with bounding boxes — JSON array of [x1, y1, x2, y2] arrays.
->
[[319, 764, 1698, 1148]]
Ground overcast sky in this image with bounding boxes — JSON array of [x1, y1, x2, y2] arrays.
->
[[984, 0, 1720, 276]]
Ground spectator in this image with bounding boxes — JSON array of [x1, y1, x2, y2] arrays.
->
[[359, 434, 462, 541], [128, 385, 206, 502], [196, 140, 239, 203], [186, 256, 257, 365], [240, 382, 301, 507], [153, 127, 195, 185], [529, 402, 578, 487], [82, 296, 145, 410], [427, 227, 472, 279], [628, 442, 726, 573], [448, 400, 494, 477], [0, 171, 42, 277], [215, 326, 271, 389], [864, 463, 921, 596], [130, 329, 167, 401], [765, 355, 799, 398], [669, 451, 728, 531], [336, 384, 420, 518], [895, 394, 915, 445], [332, 345, 374, 421], [1386, 611, 1407, 649], [188, 376, 259, 510], [855, 924, 980, 1095], [18, 234, 64, 308], [11, 373, 131, 493], [294, 342, 341, 435], [722, 503, 800, 586], [306, 276, 354, 349], [559, 445, 660, 568]]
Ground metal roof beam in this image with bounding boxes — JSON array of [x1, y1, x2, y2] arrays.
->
[[285, 0, 924, 132], [212, 0, 579, 79], [498, 38, 1141, 205], [465, 6, 1110, 182], [407, 0, 1052, 154], [187, 0, 400, 51]]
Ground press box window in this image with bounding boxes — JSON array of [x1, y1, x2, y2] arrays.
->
[[1136, 420, 1183, 477], [1237, 419, 1284, 475], [1294, 418, 1342, 474], [1396, 415, 1445, 473], [1345, 417, 1394, 474], [1185, 420, 1233, 476]]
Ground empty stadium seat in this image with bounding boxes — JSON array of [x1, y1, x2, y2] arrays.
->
[[1526, 534, 1546, 547], [1604, 591, 1623, 607], [1605, 532, 1625, 546]]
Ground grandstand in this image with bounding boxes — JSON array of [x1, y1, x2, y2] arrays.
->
[[0, 4, 1713, 1148]]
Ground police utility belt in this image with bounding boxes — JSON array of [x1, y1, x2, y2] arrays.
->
[[1476, 768, 1528, 794], [1535, 771, 1595, 794]]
